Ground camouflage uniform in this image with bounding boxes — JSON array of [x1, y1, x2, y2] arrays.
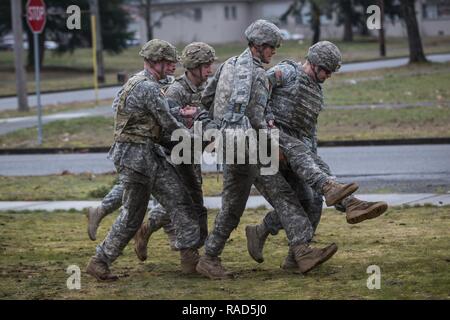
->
[[88, 76, 179, 242], [260, 44, 349, 234], [94, 63, 200, 266], [200, 20, 316, 258], [146, 72, 208, 246]]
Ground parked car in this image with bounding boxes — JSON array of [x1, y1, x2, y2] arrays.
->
[[279, 29, 305, 41]]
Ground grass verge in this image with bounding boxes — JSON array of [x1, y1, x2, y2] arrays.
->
[[0, 173, 224, 201]]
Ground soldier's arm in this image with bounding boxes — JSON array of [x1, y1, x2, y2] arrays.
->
[[246, 71, 270, 130], [142, 82, 186, 133], [200, 62, 224, 111]]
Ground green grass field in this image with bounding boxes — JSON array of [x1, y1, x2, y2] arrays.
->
[[0, 206, 448, 299], [1, 36, 449, 97]]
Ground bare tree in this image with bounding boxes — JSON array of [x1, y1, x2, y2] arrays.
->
[[400, 0, 427, 63], [11, 0, 28, 111], [310, 0, 321, 45], [340, 0, 353, 42], [379, 0, 386, 57]]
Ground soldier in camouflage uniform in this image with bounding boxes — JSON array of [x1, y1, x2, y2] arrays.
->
[[85, 74, 177, 243], [133, 42, 217, 261], [85, 43, 217, 253], [85, 39, 201, 281], [195, 20, 354, 279], [246, 41, 388, 266]]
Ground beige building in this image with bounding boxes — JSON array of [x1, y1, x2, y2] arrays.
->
[[127, 0, 450, 45]]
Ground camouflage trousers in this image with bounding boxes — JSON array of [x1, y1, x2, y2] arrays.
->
[[98, 164, 207, 247], [204, 164, 314, 257], [261, 135, 351, 236], [279, 131, 334, 194], [95, 164, 200, 266], [145, 163, 208, 248]]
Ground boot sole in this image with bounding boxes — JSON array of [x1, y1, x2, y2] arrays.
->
[[134, 247, 147, 262], [300, 243, 338, 274], [325, 183, 359, 206], [85, 209, 97, 241], [245, 226, 264, 263], [347, 202, 388, 224]]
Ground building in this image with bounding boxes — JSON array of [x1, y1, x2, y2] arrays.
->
[[126, 0, 450, 45]]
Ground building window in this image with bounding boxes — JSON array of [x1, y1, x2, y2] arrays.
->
[[225, 6, 237, 20], [231, 6, 237, 19], [194, 7, 202, 22], [423, 2, 450, 20]]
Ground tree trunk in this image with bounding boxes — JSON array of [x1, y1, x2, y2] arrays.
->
[[379, 0, 386, 57], [311, 1, 321, 45], [342, 0, 353, 42], [145, 0, 153, 41], [11, 0, 29, 112], [400, 0, 427, 63]]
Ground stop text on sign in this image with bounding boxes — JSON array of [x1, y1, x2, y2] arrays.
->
[[28, 6, 45, 21]]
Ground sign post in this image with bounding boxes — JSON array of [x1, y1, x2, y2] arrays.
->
[[26, 0, 46, 145]]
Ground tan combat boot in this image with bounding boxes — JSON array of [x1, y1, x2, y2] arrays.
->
[[322, 180, 359, 206], [134, 221, 152, 261], [280, 247, 297, 270], [245, 223, 269, 263], [180, 248, 200, 274], [346, 198, 388, 224], [85, 256, 119, 282], [196, 255, 234, 280], [291, 243, 338, 274], [86, 206, 107, 241]]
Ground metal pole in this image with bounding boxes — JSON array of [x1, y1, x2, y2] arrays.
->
[[34, 32, 43, 145], [91, 14, 99, 105]]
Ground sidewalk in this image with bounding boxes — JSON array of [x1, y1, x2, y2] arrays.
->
[[1, 194, 448, 212]]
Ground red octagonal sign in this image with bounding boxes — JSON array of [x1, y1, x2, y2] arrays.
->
[[26, 0, 47, 34]]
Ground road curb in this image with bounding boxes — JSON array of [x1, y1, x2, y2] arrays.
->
[[0, 137, 449, 155]]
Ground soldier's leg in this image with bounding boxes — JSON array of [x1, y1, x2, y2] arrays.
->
[[280, 132, 358, 206], [196, 164, 257, 279], [151, 161, 201, 273], [93, 168, 152, 266], [176, 163, 208, 245], [252, 172, 314, 245], [86, 182, 124, 241], [252, 172, 336, 273], [204, 164, 257, 257]]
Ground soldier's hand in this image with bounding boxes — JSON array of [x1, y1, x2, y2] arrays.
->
[[267, 119, 276, 129], [180, 106, 198, 118]]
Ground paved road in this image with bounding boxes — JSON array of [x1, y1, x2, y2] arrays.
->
[[1, 144, 449, 193], [2, 53, 449, 111]]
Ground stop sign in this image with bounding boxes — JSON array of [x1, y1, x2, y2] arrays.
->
[[26, 0, 46, 34]]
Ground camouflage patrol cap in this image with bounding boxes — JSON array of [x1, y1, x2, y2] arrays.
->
[[244, 19, 282, 48], [306, 41, 342, 72], [181, 42, 217, 69], [139, 39, 179, 62]]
